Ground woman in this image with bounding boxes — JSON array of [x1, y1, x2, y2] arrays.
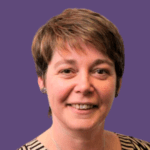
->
[[18, 8, 150, 150]]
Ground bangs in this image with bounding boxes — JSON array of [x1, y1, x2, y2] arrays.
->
[[50, 35, 107, 58]]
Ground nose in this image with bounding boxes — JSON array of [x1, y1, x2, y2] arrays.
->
[[74, 72, 94, 95]]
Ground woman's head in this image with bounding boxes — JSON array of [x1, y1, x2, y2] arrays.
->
[[32, 8, 124, 116]]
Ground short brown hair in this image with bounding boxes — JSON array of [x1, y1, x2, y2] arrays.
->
[[32, 8, 125, 117]]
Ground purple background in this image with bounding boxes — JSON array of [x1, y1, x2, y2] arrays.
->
[[0, 1, 150, 149]]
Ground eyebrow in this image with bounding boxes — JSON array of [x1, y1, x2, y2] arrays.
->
[[54, 59, 114, 68], [90, 59, 114, 68], [54, 59, 76, 68]]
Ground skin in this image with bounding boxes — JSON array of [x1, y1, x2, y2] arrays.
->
[[38, 43, 122, 150]]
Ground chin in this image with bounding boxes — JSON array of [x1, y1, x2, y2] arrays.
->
[[65, 117, 105, 132]]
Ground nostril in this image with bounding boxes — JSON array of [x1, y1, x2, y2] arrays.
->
[[83, 90, 93, 95], [74, 76, 94, 94]]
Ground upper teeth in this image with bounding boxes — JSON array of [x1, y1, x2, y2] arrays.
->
[[71, 104, 94, 110]]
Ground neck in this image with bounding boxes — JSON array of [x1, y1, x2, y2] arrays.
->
[[50, 118, 106, 150]]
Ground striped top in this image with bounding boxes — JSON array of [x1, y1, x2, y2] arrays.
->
[[18, 133, 150, 150]]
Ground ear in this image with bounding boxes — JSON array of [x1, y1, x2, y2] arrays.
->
[[117, 78, 122, 94], [38, 76, 45, 90]]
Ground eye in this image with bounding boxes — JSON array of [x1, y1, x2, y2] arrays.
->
[[95, 69, 108, 74], [59, 68, 76, 78], [92, 68, 109, 79], [60, 69, 73, 74]]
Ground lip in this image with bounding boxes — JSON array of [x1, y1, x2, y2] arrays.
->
[[66, 102, 98, 106], [67, 104, 98, 115]]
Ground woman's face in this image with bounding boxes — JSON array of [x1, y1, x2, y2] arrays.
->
[[38, 44, 120, 131]]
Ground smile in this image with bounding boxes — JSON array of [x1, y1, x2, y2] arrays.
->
[[67, 104, 98, 110]]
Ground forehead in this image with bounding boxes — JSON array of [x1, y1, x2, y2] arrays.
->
[[51, 43, 114, 66]]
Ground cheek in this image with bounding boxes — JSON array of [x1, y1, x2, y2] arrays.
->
[[98, 80, 116, 104], [46, 78, 74, 105], [96, 81, 116, 118]]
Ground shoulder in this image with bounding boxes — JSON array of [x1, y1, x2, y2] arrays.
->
[[17, 138, 46, 150], [116, 133, 150, 150]]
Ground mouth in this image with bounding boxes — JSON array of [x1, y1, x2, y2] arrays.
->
[[67, 104, 98, 110]]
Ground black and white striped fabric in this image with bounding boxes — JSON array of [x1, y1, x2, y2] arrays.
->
[[18, 133, 150, 150], [117, 133, 150, 150]]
